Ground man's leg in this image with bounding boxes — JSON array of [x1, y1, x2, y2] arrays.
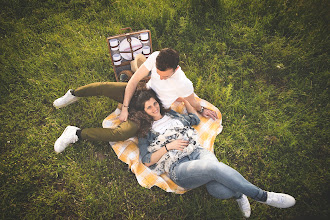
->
[[54, 82, 127, 108], [73, 82, 127, 103], [79, 120, 138, 142], [54, 120, 138, 153]]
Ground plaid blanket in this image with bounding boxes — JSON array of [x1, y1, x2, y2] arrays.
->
[[102, 96, 223, 194]]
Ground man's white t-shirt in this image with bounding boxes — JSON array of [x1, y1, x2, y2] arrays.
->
[[143, 51, 194, 109]]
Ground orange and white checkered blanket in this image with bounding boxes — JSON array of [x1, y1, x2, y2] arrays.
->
[[102, 96, 223, 194]]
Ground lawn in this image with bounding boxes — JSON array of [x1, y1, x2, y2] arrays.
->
[[0, 0, 329, 219]]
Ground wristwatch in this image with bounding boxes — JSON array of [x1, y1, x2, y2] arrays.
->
[[199, 106, 204, 114]]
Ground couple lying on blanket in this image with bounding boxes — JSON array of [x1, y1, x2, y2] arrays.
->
[[53, 85, 295, 218]]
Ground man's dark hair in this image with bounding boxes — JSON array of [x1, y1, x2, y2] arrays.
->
[[156, 48, 179, 71]]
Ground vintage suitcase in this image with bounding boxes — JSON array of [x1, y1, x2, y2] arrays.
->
[[106, 27, 153, 82]]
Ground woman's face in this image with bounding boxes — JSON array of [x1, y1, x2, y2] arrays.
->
[[144, 97, 162, 120]]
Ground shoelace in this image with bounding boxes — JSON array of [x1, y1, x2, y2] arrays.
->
[[62, 128, 78, 144], [241, 199, 250, 210], [72, 134, 79, 143], [238, 197, 250, 210], [269, 193, 285, 204]]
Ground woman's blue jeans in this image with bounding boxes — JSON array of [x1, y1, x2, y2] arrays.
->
[[168, 148, 266, 201]]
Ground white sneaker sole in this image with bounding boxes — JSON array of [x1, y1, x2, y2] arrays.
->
[[54, 126, 79, 153], [237, 195, 251, 218], [53, 98, 79, 109], [259, 192, 296, 208]]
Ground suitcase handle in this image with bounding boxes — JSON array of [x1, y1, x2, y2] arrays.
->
[[120, 27, 133, 33]]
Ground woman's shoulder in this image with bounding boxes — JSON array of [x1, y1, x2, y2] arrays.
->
[[167, 110, 180, 117], [167, 110, 200, 126], [166, 110, 188, 121], [139, 129, 160, 142]]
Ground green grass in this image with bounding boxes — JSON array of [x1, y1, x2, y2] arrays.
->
[[0, 0, 329, 219]]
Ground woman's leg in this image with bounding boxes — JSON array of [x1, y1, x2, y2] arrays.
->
[[79, 120, 138, 142], [205, 180, 242, 199], [73, 82, 127, 103], [170, 148, 266, 201], [205, 180, 252, 217]]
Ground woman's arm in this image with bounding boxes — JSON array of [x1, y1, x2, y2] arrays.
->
[[182, 93, 201, 113], [144, 139, 189, 167], [175, 97, 200, 126], [177, 97, 198, 115]]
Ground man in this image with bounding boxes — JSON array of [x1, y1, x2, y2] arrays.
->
[[119, 48, 218, 122], [53, 48, 217, 153]]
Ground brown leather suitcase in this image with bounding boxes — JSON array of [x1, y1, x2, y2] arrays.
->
[[106, 27, 153, 82]]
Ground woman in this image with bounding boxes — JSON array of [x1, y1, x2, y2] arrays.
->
[[132, 89, 295, 218]]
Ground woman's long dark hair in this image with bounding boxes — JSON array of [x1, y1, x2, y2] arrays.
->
[[128, 88, 166, 137]]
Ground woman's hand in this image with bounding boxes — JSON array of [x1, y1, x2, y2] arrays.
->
[[166, 139, 189, 151], [176, 97, 198, 116], [176, 97, 185, 102], [119, 108, 129, 122], [145, 139, 189, 167]]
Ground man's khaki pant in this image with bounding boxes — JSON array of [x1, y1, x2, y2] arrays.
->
[[74, 82, 138, 142]]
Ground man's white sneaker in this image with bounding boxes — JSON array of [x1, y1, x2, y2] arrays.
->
[[236, 194, 251, 218], [54, 126, 80, 153], [53, 89, 79, 109], [259, 192, 296, 208]]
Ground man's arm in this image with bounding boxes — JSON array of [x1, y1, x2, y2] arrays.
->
[[184, 93, 218, 120], [119, 64, 149, 121]]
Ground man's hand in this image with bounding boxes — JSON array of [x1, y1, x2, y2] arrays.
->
[[201, 108, 218, 120], [119, 108, 129, 122], [121, 64, 149, 121]]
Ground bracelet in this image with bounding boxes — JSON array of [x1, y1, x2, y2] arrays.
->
[[164, 144, 169, 152], [199, 106, 204, 114], [123, 105, 129, 109]]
